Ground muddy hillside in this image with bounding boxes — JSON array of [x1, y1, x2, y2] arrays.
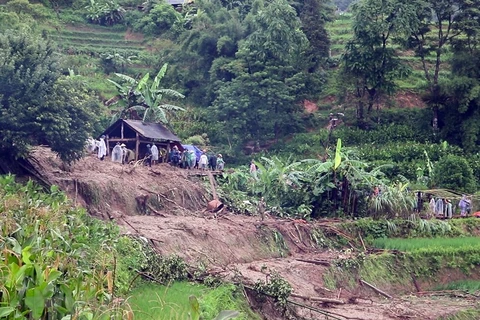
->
[[29, 147, 479, 320]]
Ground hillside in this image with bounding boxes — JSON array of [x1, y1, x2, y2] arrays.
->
[[26, 146, 480, 320]]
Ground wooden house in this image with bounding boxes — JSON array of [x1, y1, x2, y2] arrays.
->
[[99, 119, 183, 161]]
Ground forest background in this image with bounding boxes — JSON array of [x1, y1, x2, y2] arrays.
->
[[1, 0, 480, 219]]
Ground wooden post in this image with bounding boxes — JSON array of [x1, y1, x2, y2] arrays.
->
[[121, 122, 124, 139], [135, 132, 140, 161], [166, 141, 171, 162], [106, 135, 110, 155]]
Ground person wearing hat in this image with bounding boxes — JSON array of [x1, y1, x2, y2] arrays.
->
[[111, 142, 123, 163], [217, 154, 225, 171], [144, 144, 152, 167]]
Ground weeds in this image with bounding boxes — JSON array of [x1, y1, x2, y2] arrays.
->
[[253, 272, 292, 307], [435, 280, 480, 292]]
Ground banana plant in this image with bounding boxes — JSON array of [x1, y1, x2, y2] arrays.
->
[[107, 63, 185, 124]]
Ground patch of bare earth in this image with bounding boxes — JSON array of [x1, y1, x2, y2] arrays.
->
[[30, 146, 478, 320]]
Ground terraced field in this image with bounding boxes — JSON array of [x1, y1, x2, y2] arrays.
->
[[49, 24, 148, 56]]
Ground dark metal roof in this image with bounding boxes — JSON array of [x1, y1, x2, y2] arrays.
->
[[123, 119, 181, 142]]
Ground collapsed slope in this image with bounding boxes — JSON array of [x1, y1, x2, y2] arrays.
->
[[28, 147, 479, 320]]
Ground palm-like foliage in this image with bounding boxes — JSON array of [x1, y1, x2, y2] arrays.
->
[[369, 181, 416, 219], [108, 63, 185, 124], [217, 139, 416, 218]]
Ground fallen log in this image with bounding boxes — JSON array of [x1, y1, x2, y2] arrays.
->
[[290, 293, 345, 304], [360, 280, 392, 299], [295, 258, 331, 266]]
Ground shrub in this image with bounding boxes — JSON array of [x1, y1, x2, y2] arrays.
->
[[85, 0, 126, 26], [432, 154, 476, 193], [132, 2, 181, 36]]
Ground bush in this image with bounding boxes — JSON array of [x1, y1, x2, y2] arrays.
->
[[432, 154, 476, 193], [85, 0, 126, 26], [131, 2, 181, 36]]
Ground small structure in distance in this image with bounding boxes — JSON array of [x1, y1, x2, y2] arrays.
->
[[99, 119, 183, 160]]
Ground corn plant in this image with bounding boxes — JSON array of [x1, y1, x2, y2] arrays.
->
[[0, 175, 136, 319]]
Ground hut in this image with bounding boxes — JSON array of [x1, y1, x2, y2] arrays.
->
[[99, 119, 183, 161]]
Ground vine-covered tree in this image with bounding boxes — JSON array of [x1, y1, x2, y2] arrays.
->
[[0, 31, 97, 163]]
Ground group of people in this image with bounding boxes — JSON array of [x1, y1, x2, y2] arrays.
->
[[111, 142, 136, 165], [143, 144, 226, 171], [88, 136, 226, 170], [428, 195, 471, 219], [186, 148, 225, 171]]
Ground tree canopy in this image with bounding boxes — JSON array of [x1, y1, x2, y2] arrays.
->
[[0, 31, 97, 163]]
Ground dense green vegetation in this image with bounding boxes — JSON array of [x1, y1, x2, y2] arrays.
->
[[0, 174, 139, 318], [0, 175, 257, 319], [2, 0, 480, 187], [128, 282, 259, 320]]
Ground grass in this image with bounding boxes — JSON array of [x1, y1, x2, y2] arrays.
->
[[128, 282, 206, 320], [435, 280, 480, 291], [128, 282, 261, 320], [372, 237, 480, 251]]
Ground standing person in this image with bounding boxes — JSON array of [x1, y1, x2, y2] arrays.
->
[[199, 151, 208, 170], [111, 142, 123, 163], [180, 149, 188, 169], [159, 147, 167, 163], [121, 144, 135, 164], [216, 154, 225, 171], [250, 160, 258, 179], [186, 150, 195, 169], [97, 135, 107, 161], [428, 196, 436, 218], [209, 153, 217, 171], [445, 199, 453, 219], [466, 196, 472, 215], [257, 197, 266, 221], [144, 144, 152, 167], [151, 143, 159, 166], [435, 197, 444, 217], [459, 195, 468, 217], [169, 146, 180, 167]]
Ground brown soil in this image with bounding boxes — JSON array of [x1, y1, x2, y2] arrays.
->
[[304, 100, 319, 113], [29, 147, 479, 320]]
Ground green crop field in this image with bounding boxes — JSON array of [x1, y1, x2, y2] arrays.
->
[[372, 237, 480, 251]]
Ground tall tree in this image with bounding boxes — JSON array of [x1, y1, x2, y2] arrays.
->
[[298, 0, 332, 72], [406, 0, 480, 131], [0, 31, 97, 163], [340, 0, 416, 127], [212, 0, 309, 144]]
